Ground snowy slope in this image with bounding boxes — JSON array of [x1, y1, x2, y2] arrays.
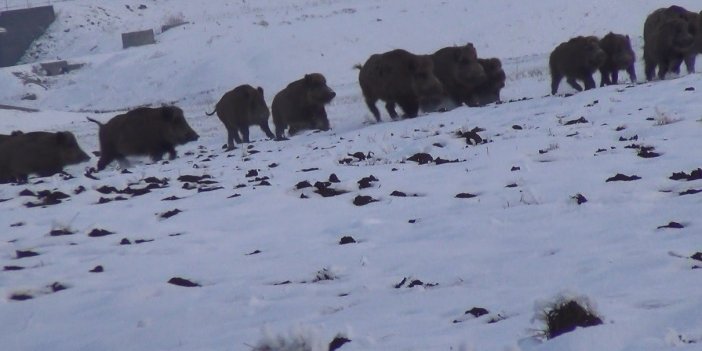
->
[[1, 1, 702, 350]]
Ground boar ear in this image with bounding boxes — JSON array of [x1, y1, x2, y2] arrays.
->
[[304, 74, 312, 84], [257, 87, 264, 96]]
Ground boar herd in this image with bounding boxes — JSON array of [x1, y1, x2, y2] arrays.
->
[[551, 5, 702, 94], [0, 5, 700, 183], [644, 5, 702, 80], [356, 45, 503, 122]]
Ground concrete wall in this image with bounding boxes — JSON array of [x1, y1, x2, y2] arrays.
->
[[122, 29, 156, 49], [0, 6, 55, 67]]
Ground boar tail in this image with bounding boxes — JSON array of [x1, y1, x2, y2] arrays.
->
[[86, 117, 103, 126], [353, 63, 363, 70], [205, 108, 217, 116]]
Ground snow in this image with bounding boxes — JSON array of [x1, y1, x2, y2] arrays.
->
[[1, 0, 702, 350]]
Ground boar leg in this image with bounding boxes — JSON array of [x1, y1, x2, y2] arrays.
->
[[288, 122, 304, 136], [312, 106, 330, 131], [225, 134, 235, 150], [364, 97, 382, 122], [150, 144, 176, 161], [684, 54, 696, 73], [166, 146, 177, 160], [97, 154, 116, 171], [36, 169, 58, 177], [98, 155, 128, 170], [226, 128, 241, 150], [550, 73, 563, 95], [397, 97, 419, 118], [274, 123, 287, 140], [384, 101, 400, 120], [238, 125, 250, 143], [465, 95, 480, 107], [259, 122, 276, 140], [230, 127, 243, 144], [657, 59, 670, 80], [669, 57, 683, 74], [13, 174, 28, 184], [566, 77, 583, 91], [583, 74, 596, 90], [644, 60, 656, 81], [626, 65, 637, 83], [599, 68, 611, 87]]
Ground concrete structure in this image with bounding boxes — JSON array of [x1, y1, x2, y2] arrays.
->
[[121, 29, 156, 49], [39, 60, 84, 76], [0, 6, 55, 67], [40, 60, 68, 76]]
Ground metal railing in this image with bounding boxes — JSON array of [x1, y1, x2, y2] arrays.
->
[[2, 0, 76, 11]]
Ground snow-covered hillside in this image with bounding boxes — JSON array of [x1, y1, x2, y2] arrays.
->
[[1, 1, 701, 350]]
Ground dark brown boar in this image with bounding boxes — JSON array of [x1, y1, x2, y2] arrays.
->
[[0, 130, 23, 145], [474, 58, 506, 106], [431, 44, 487, 107], [659, 6, 702, 74], [599, 32, 637, 86], [0, 131, 90, 183], [271, 73, 336, 139], [87, 105, 199, 170], [549, 36, 606, 95], [357, 49, 443, 121], [644, 6, 697, 81], [206, 84, 273, 150]]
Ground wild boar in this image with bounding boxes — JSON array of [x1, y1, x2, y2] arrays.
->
[[644, 6, 697, 80], [0, 131, 90, 183], [599, 32, 637, 86], [206, 84, 274, 150], [474, 57, 506, 105], [87, 105, 199, 170], [271, 73, 336, 139], [549, 36, 606, 94], [357, 49, 443, 121], [431, 44, 487, 107]]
